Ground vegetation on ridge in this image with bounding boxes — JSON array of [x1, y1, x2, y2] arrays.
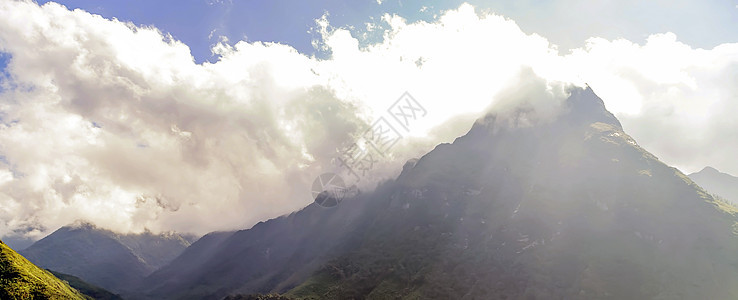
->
[[0, 240, 87, 299]]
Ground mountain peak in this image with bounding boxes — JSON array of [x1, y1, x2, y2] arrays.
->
[[67, 219, 97, 230], [459, 85, 622, 148], [698, 166, 720, 174], [564, 85, 622, 129], [689, 166, 738, 204]]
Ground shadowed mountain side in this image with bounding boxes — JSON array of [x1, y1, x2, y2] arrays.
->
[[48, 270, 123, 300], [139, 185, 399, 299]]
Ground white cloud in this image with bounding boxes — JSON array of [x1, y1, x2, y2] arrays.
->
[[0, 1, 366, 238], [562, 34, 738, 174], [0, 1, 737, 241]]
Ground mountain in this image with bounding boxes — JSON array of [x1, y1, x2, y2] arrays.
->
[[21, 221, 195, 294], [143, 86, 738, 299], [139, 198, 378, 299], [0, 239, 87, 299], [689, 166, 738, 204], [287, 86, 738, 299]]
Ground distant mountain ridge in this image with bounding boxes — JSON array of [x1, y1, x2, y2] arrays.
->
[[21, 221, 195, 294], [689, 166, 738, 204], [47, 270, 123, 300], [0, 239, 87, 299]]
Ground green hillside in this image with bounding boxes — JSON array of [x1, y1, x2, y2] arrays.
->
[[0, 239, 87, 299]]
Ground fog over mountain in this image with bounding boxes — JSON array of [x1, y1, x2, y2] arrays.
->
[[127, 86, 738, 299], [1, 1, 738, 257]]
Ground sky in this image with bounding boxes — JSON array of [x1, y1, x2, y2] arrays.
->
[[32, 0, 738, 62], [0, 0, 738, 249]]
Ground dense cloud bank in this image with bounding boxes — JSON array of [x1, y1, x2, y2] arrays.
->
[[0, 1, 737, 241]]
